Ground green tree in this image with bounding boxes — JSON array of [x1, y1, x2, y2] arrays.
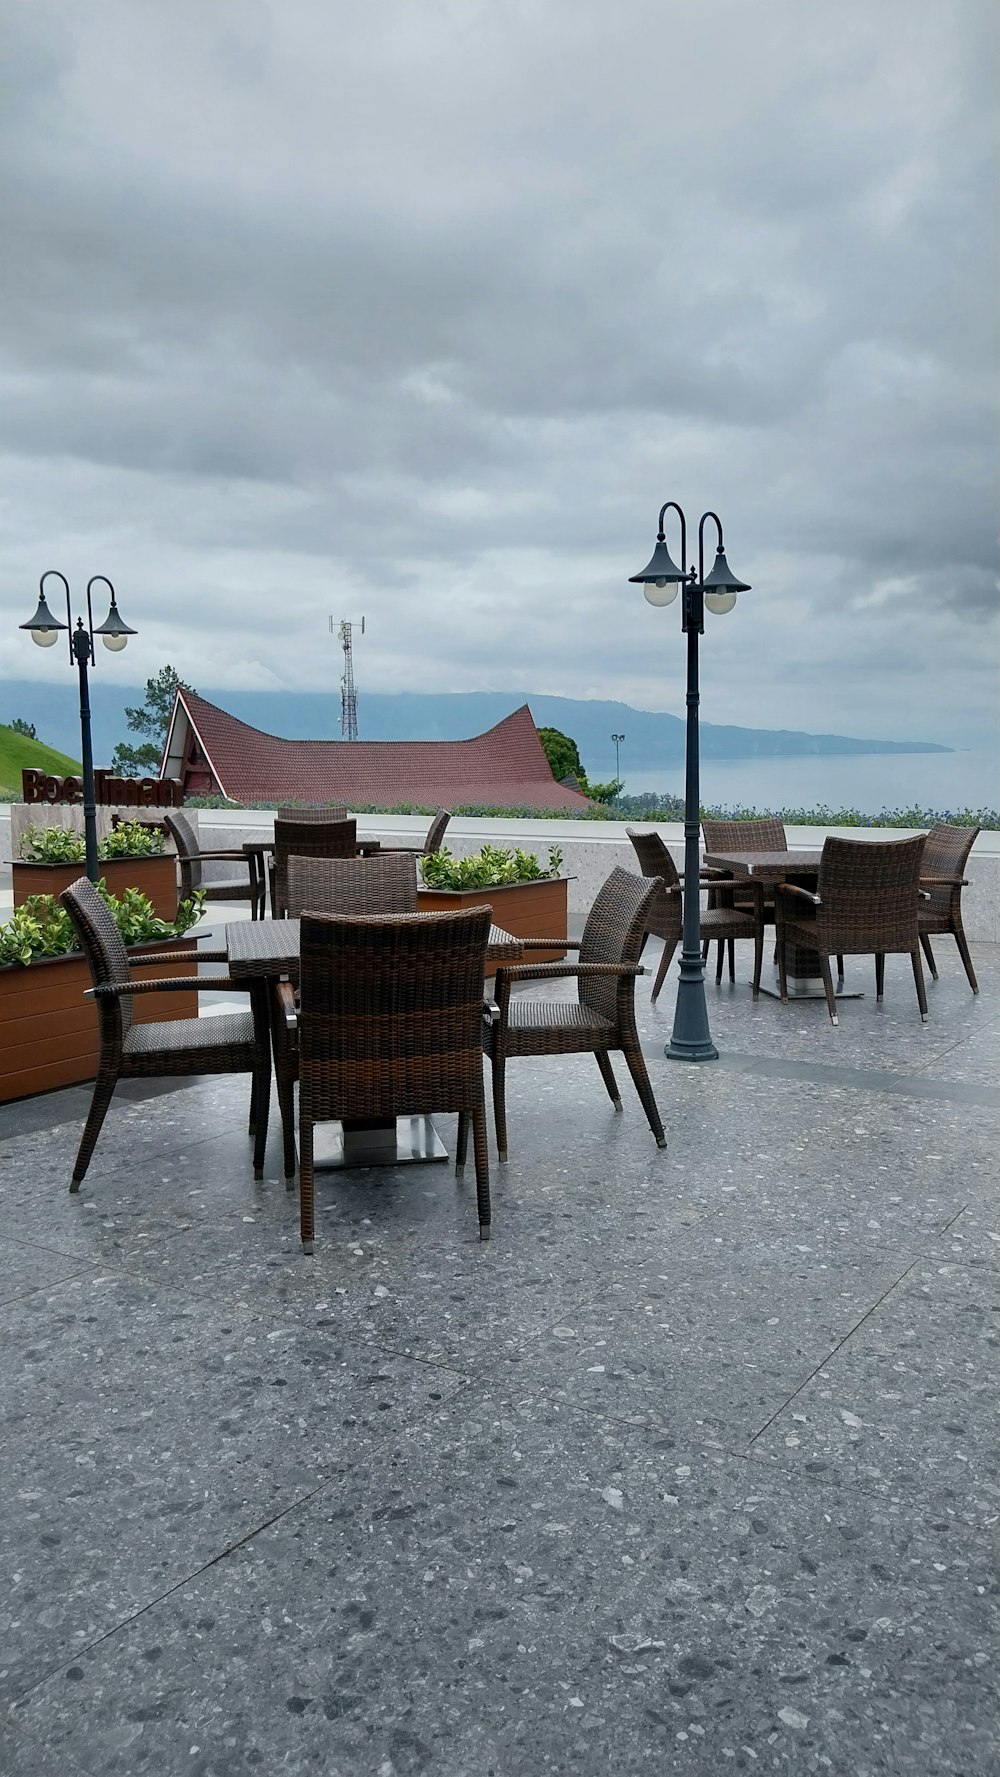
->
[[112, 666, 193, 778], [537, 726, 585, 785]]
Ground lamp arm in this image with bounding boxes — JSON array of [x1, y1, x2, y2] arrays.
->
[[697, 511, 724, 586], [86, 575, 115, 662], [40, 570, 73, 666], [656, 500, 687, 577]]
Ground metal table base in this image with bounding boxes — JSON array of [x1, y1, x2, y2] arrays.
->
[[312, 1115, 449, 1170]]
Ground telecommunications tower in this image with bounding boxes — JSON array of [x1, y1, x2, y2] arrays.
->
[[331, 615, 364, 740]]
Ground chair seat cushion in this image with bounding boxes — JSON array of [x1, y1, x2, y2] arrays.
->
[[201, 878, 253, 900], [123, 1011, 257, 1068], [700, 907, 758, 939], [501, 998, 614, 1057]]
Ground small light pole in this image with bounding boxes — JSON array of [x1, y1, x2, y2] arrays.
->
[[629, 503, 749, 1062], [19, 573, 137, 884], [611, 732, 625, 790]]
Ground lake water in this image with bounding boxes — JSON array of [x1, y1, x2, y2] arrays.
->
[[616, 750, 998, 816]]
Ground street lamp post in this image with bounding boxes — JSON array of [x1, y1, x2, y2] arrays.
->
[[611, 732, 625, 790], [19, 573, 137, 884], [629, 502, 749, 1062]]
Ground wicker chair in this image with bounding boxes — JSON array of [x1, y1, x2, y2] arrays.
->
[[295, 906, 493, 1251], [475, 867, 667, 1163], [60, 877, 270, 1188], [270, 816, 359, 917], [701, 816, 788, 972], [163, 810, 264, 918], [271, 854, 420, 1178], [918, 823, 980, 994], [378, 809, 451, 857], [626, 828, 765, 996], [775, 835, 929, 1025]]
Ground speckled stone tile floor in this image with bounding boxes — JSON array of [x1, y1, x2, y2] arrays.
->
[[0, 934, 997, 1775]]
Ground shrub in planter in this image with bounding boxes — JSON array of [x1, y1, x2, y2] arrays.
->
[[418, 844, 567, 963], [14, 820, 177, 919], [0, 884, 207, 1103]]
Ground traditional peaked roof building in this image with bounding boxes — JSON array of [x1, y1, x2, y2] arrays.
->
[[161, 689, 591, 811]]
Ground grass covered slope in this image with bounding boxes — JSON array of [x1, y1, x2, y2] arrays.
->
[[0, 724, 82, 798]]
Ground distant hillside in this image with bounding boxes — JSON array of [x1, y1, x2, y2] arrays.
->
[[0, 682, 951, 782], [0, 723, 81, 795]]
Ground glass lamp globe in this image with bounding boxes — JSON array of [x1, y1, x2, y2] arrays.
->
[[704, 589, 738, 615], [643, 578, 680, 608], [102, 632, 129, 651], [31, 627, 60, 647]]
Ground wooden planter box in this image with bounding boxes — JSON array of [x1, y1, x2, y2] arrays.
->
[[0, 937, 198, 1105], [417, 877, 568, 965], [12, 856, 179, 921]]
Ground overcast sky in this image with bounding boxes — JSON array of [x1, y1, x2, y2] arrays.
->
[[2, 0, 997, 751]]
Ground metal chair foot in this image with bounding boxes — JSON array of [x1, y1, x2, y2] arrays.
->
[[70, 1178, 83, 1194], [921, 1013, 929, 1023], [301, 1240, 314, 1255], [454, 1162, 465, 1178], [656, 1134, 667, 1149], [613, 1098, 623, 1112], [830, 1013, 839, 1026], [479, 1223, 491, 1241], [254, 1165, 264, 1180], [285, 1175, 296, 1191], [498, 1149, 508, 1163]]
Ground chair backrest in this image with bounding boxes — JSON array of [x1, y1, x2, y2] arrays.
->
[[625, 828, 681, 891], [275, 806, 348, 823], [60, 876, 136, 1040], [702, 817, 787, 856], [422, 810, 451, 855], [578, 867, 663, 1022], [163, 810, 201, 893], [286, 853, 418, 918], [921, 823, 979, 918], [816, 834, 927, 949], [272, 817, 358, 916], [298, 906, 491, 1120]]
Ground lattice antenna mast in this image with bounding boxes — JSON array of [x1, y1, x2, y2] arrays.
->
[[330, 615, 364, 740]]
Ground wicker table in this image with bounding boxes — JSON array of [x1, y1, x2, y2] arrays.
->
[[224, 917, 523, 1167], [703, 849, 863, 1001]]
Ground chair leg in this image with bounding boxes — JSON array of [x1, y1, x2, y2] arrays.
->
[[251, 1046, 270, 1180], [455, 1111, 470, 1176], [818, 954, 838, 1024], [727, 937, 736, 983], [472, 1104, 491, 1240], [70, 1070, 118, 1189], [276, 1066, 296, 1185], [953, 926, 979, 995], [595, 1049, 622, 1110], [490, 1051, 510, 1162], [248, 1070, 257, 1136], [875, 953, 885, 1001], [752, 923, 764, 1000], [702, 938, 710, 962], [620, 1040, 667, 1149], [919, 933, 938, 980], [652, 938, 677, 1001], [836, 954, 844, 986], [911, 948, 929, 1022], [715, 940, 725, 984], [299, 1102, 315, 1253], [777, 935, 789, 1002]]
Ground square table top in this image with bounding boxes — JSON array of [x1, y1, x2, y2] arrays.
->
[[703, 849, 823, 882], [225, 916, 524, 978]]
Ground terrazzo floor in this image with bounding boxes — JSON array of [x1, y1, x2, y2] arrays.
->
[[1, 907, 997, 1776]]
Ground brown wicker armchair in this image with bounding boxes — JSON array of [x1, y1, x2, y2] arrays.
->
[[775, 835, 929, 1024], [271, 854, 420, 1178], [60, 877, 270, 1188], [295, 906, 493, 1251], [270, 816, 359, 917], [476, 867, 667, 1163], [378, 809, 451, 857], [163, 810, 265, 918], [626, 828, 764, 996], [919, 823, 980, 994], [700, 816, 788, 974]]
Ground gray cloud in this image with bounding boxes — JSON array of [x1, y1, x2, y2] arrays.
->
[[1, 0, 996, 755]]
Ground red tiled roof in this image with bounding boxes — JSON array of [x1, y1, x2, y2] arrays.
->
[[163, 690, 591, 811]]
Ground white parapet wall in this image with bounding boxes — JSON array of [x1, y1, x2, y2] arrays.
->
[[2, 805, 997, 940]]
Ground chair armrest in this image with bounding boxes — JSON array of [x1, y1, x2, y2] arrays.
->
[[919, 875, 969, 887], [273, 979, 298, 1031], [130, 949, 228, 964], [191, 848, 254, 863], [86, 976, 243, 997], [517, 937, 582, 949], [494, 961, 645, 984], [483, 999, 500, 1024], [776, 883, 821, 906]]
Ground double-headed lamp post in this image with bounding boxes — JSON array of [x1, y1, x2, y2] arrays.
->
[[19, 573, 137, 884], [611, 732, 625, 789], [629, 502, 750, 1062]]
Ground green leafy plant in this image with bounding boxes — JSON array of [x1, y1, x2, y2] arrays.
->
[[19, 821, 166, 863], [0, 885, 205, 969], [420, 843, 563, 891]]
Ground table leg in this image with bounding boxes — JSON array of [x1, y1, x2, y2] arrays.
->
[[314, 1116, 449, 1168], [248, 980, 272, 1174]]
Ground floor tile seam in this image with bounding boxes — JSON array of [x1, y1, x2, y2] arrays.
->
[[0, 1226, 107, 1266], [744, 1256, 922, 1446], [1, 1710, 97, 1777], [702, 1050, 1000, 1108], [895, 1019, 1000, 1080], [0, 1264, 105, 1312], [737, 1443, 999, 1528], [75, 1113, 253, 1183]]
